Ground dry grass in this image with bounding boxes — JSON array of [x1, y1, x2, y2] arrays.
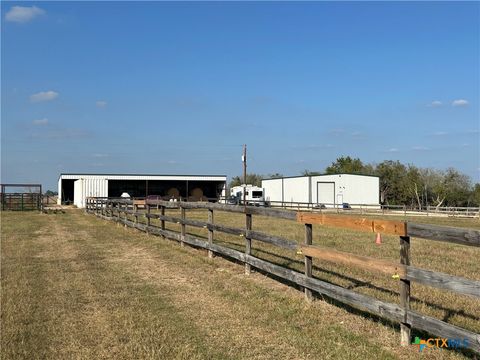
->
[[1, 209, 478, 359]]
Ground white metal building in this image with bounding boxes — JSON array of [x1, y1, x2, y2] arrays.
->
[[58, 173, 227, 208], [261, 174, 379, 207]]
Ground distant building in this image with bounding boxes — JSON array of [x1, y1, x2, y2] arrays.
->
[[58, 173, 227, 208], [261, 174, 379, 207]]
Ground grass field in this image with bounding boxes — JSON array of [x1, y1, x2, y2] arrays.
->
[[1, 209, 478, 359]]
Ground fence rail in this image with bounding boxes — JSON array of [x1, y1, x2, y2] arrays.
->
[[86, 197, 480, 354], [221, 199, 480, 218]]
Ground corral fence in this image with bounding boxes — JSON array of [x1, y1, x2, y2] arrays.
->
[[0, 184, 43, 211], [218, 197, 480, 218], [86, 197, 480, 354]]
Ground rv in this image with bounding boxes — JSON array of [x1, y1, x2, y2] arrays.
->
[[229, 185, 266, 206]]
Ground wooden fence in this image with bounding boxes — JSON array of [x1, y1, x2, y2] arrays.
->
[[86, 197, 480, 354]]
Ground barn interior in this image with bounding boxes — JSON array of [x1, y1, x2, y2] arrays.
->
[[107, 179, 225, 200], [60, 179, 75, 204]]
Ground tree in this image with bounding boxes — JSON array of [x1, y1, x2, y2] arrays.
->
[[325, 156, 369, 175], [375, 160, 408, 205], [441, 168, 472, 207], [44, 190, 57, 196], [301, 169, 322, 176], [266, 173, 283, 179], [472, 184, 480, 206], [229, 173, 263, 188]]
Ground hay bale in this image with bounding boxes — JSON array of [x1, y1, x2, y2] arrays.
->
[[167, 188, 180, 199]]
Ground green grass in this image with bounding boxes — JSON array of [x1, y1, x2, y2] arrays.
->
[[1, 209, 477, 359]]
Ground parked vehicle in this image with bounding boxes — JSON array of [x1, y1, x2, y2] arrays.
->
[[230, 185, 266, 206]]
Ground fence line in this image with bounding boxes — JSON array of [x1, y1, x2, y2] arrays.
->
[[86, 197, 480, 354]]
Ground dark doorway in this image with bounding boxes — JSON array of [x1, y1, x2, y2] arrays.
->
[[61, 179, 76, 204]]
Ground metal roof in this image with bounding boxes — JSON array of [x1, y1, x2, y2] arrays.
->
[[262, 173, 379, 181], [59, 173, 226, 181]]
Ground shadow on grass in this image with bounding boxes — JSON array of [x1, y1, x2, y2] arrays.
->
[[211, 237, 480, 323]]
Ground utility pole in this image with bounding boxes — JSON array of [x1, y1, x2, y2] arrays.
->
[[242, 144, 247, 208]]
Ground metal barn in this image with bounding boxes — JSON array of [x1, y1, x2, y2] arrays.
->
[[58, 173, 227, 208], [261, 174, 379, 208]]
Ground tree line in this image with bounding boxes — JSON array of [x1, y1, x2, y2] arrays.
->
[[230, 156, 480, 208]]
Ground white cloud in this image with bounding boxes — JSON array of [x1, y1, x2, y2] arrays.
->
[[96, 100, 107, 108], [433, 131, 448, 136], [30, 90, 59, 102], [428, 100, 442, 107], [412, 146, 429, 151], [32, 118, 48, 126], [30, 128, 91, 140], [452, 99, 469, 107], [92, 153, 109, 158], [387, 148, 399, 152], [5, 6, 45, 23]]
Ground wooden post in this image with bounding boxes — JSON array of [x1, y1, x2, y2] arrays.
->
[[146, 203, 151, 234], [134, 204, 138, 226], [208, 209, 214, 258], [115, 201, 120, 226], [245, 213, 252, 274], [180, 205, 186, 247], [161, 205, 165, 238], [304, 223, 313, 301], [124, 201, 127, 227], [400, 235, 411, 346]]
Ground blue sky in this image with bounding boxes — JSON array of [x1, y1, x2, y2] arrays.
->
[[2, 1, 479, 190]]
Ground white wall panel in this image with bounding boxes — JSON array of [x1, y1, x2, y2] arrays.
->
[[283, 177, 310, 203], [261, 178, 283, 202]]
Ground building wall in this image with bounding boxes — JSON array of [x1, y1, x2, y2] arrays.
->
[[262, 178, 283, 203], [73, 178, 108, 208], [311, 174, 379, 206], [262, 174, 379, 207], [283, 177, 310, 203]]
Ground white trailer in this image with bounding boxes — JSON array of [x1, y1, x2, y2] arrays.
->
[[230, 185, 265, 206]]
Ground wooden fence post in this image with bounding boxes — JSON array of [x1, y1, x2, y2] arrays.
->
[[304, 223, 313, 301], [245, 213, 252, 275], [400, 235, 411, 346], [180, 205, 186, 247], [146, 203, 151, 234], [124, 201, 127, 227], [208, 209, 214, 258], [115, 201, 120, 225], [161, 205, 165, 238], [134, 203, 138, 226]]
